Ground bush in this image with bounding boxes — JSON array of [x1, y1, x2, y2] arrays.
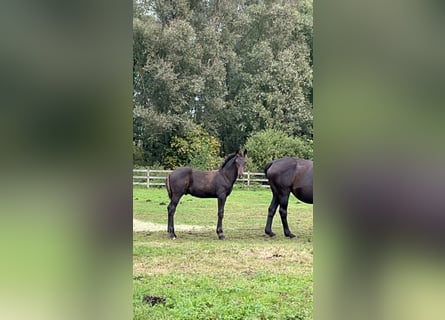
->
[[162, 123, 222, 170], [245, 129, 312, 171]]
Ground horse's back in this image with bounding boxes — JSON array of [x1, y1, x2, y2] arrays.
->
[[169, 167, 193, 180], [265, 157, 313, 191], [265, 157, 299, 180]]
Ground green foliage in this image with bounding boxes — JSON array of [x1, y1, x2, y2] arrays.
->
[[245, 129, 313, 171], [133, 106, 186, 165], [133, 142, 145, 166], [162, 123, 221, 170], [133, 0, 313, 165]]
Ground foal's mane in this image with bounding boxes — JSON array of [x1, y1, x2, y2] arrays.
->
[[219, 153, 237, 169]]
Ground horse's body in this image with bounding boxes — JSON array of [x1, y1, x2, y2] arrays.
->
[[166, 150, 247, 239], [264, 157, 313, 238]]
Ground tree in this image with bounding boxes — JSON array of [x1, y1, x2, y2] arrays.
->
[[133, 106, 186, 165], [133, 0, 313, 166]]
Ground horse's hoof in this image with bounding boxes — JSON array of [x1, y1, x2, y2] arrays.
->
[[286, 233, 297, 239], [265, 231, 276, 237], [218, 234, 225, 240]]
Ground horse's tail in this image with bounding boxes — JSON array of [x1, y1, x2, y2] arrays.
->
[[264, 161, 273, 178], [165, 174, 172, 199]]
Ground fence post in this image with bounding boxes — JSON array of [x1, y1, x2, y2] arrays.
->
[[147, 169, 150, 189], [247, 171, 250, 187]]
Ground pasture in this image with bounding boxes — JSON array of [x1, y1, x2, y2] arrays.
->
[[133, 186, 313, 320]]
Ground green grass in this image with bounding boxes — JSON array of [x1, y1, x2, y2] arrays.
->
[[133, 186, 313, 320]]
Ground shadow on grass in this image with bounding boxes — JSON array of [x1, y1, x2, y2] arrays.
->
[[134, 227, 312, 243]]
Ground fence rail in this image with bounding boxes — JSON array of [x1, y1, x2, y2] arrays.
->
[[133, 169, 269, 188]]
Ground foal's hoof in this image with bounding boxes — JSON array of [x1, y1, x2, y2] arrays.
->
[[169, 233, 177, 240], [218, 234, 225, 240], [285, 233, 297, 239], [265, 230, 276, 237]]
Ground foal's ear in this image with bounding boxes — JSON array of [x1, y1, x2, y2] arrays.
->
[[243, 149, 248, 157]]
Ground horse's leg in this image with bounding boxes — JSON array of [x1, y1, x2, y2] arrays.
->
[[278, 192, 295, 238], [216, 196, 227, 240], [265, 193, 279, 237], [167, 194, 182, 239]]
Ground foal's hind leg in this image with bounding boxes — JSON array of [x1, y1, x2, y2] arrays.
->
[[265, 194, 279, 237], [167, 195, 182, 239], [278, 193, 296, 238]]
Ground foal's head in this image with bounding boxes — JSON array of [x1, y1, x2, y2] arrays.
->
[[234, 149, 248, 178]]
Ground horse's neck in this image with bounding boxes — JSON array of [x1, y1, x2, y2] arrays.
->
[[221, 161, 237, 184]]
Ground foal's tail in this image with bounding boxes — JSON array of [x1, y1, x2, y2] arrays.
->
[[264, 161, 273, 178], [165, 174, 172, 199]]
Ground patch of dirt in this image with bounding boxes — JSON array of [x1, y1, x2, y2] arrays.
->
[[142, 295, 166, 306], [133, 219, 210, 232]]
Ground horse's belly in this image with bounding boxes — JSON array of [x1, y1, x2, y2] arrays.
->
[[188, 188, 217, 198], [293, 186, 313, 204]]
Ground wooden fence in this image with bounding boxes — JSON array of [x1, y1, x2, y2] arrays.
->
[[133, 169, 269, 188]]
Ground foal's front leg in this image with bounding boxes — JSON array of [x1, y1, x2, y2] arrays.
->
[[216, 196, 227, 240]]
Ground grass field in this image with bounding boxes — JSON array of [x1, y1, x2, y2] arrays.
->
[[133, 186, 313, 320]]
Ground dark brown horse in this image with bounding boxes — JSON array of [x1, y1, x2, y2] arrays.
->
[[166, 150, 247, 240], [264, 157, 313, 238]]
